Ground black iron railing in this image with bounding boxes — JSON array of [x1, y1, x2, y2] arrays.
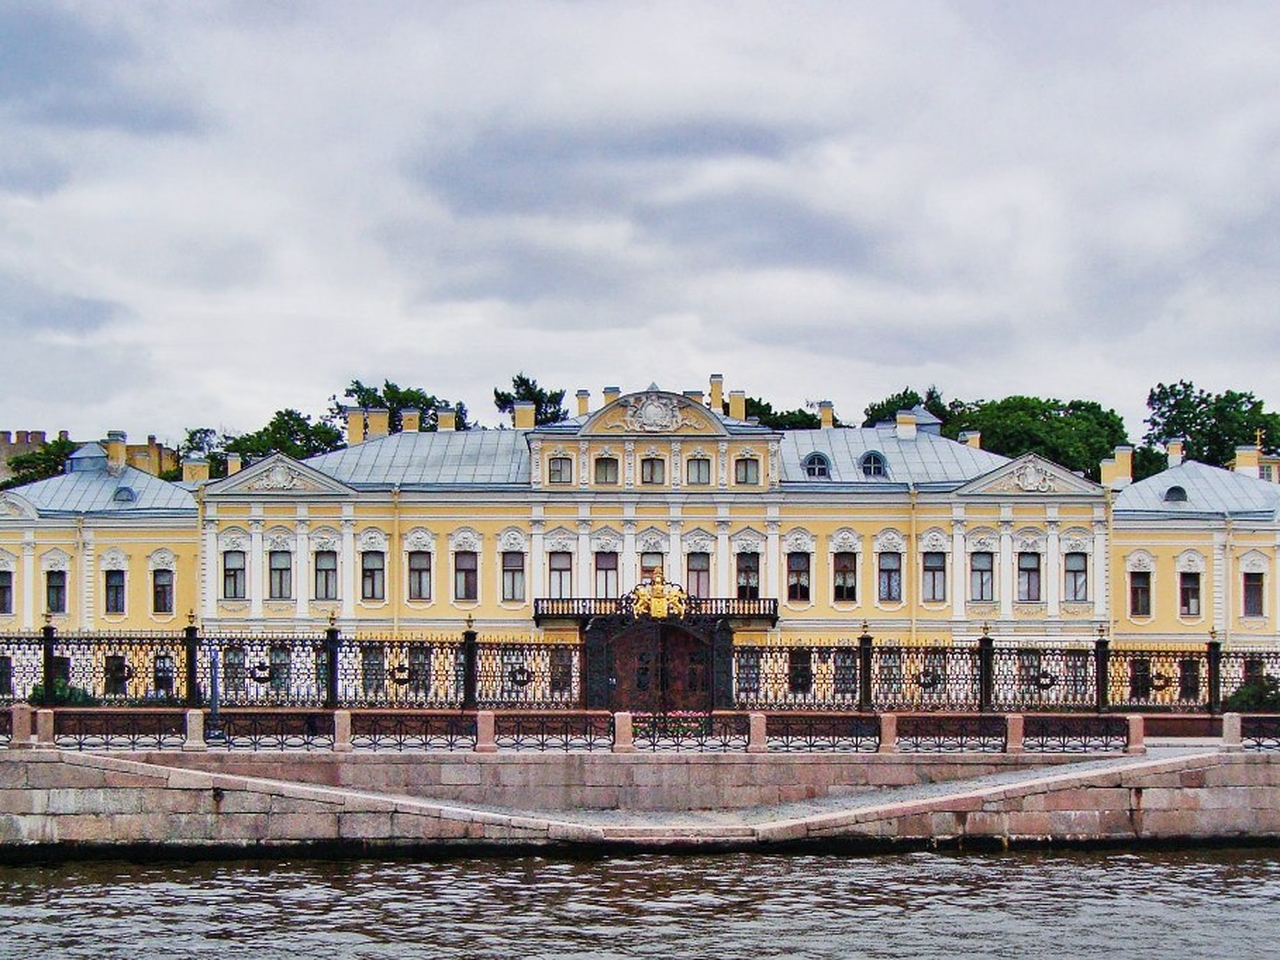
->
[[533, 596, 778, 622]]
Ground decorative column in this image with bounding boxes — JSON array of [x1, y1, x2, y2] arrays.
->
[[622, 521, 637, 589], [21, 538, 35, 631], [577, 521, 592, 599], [530, 521, 545, 596], [295, 519, 310, 620], [668, 517, 684, 587], [1092, 519, 1108, 622], [951, 520, 966, 620], [341, 517, 356, 620], [1046, 520, 1061, 619], [999, 521, 1014, 620], [716, 521, 732, 595], [1213, 531, 1228, 635], [201, 520, 218, 620], [80, 531, 95, 631], [249, 518, 264, 619], [765, 521, 781, 599]]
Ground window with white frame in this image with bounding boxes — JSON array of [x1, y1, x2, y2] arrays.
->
[[595, 552, 619, 598], [734, 457, 760, 485], [833, 552, 856, 602], [547, 456, 572, 484], [152, 569, 173, 614], [922, 552, 946, 602], [594, 457, 619, 484], [1244, 572, 1265, 617], [687, 552, 710, 597], [970, 552, 994, 601], [878, 552, 901, 602], [361, 551, 385, 601], [1017, 552, 1041, 602], [686, 458, 711, 485], [1064, 552, 1088, 602], [787, 552, 810, 602], [502, 551, 525, 602], [407, 551, 431, 601], [1129, 570, 1151, 617], [0, 570, 11, 615], [640, 457, 665, 485], [104, 569, 126, 614], [222, 551, 245, 600], [268, 550, 292, 600], [314, 550, 338, 600], [640, 552, 663, 579], [548, 552, 572, 598], [455, 551, 478, 601], [736, 552, 760, 600], [1180, 571, 1201, 617]]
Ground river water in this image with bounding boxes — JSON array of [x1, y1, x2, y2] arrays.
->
[[2, 849, 1277, 959]]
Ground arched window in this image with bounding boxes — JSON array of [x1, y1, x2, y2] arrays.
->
[[802, 453, 831, 478], [1164, 485, 1188, 502], [861, 452, 887, 477]]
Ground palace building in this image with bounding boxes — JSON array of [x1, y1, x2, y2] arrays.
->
[[1, 377, 1278, 704]]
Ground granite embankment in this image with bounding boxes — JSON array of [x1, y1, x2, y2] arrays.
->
[[2, 748, 1278, 856]]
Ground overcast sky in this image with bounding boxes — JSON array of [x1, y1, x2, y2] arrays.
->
[[4, 1, 1280, 447]]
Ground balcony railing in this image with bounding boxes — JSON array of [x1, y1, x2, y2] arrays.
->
[[533, 596, 778, 622]]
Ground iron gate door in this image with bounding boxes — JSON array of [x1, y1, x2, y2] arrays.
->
[[609, 622, 712, 713]]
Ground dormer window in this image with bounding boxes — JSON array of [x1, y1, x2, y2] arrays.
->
[[594, 457, 619, 484], [1164, 485, 1188, 503], [735, 457, 760, 485], [687, 457, 711, 485], [547, 456, 572, 484], [640, 457, 665, 485], [112, 486, 136, 503], [802, 453, 830, 478], [861, 452, 887, 477]]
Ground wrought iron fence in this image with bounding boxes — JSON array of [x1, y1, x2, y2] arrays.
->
[[1023, 714, 1128, 753], [872, 646, 981, 712], [632, 711, 750, 752], [1241, 715, 1280, 752], [198, 633, 328, 708], [477, 643, 581, 709], [349, 710, 478, 751], [896, 714, 1007, 753], [335, 637, 464, 708], [208, 709, 335, 750], [53, 708, 186, 751], [493, 711, 613, 752], [733, 645, 862, 711], [765, 713, 879, 752], [991, 647, 1097, 712], [0, 706, 11, 746]]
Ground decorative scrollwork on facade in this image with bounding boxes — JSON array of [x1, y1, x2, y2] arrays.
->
[[41, 548, 70, 572], [402, 527, 435, 552], [498, 527, 528, 552], [828, 527, 863, 553], [731, 527, 765, 554], [1176, 549, 1206, 573], [782, 528, 815, 553], [311, 528, 339, 553], [1241, 550, 1269, 574], [148, 548, 176, 571], [967, 529, 998, 553], [0, 548, 15, 573], [989, 461, 1058, 494], [636, 526, 669, 553], [611, 393, 689, 433], [1062, 529, 1093, 554], [218, 529, 247, 552], [266, 529, 294, 552], [99, 548, 128, 571], [1015, 528, 1046, 553], [1126, 550, 1154, 572], [683, 528, 715, 554], [591, 527, 621, 553], [917, 527, 950, 553], [246, 463, 311, 491], [358, 528, 388, 552], [874, 529, 906, 554], [544, 527, 575, 553], [449, 527, 482, 552]]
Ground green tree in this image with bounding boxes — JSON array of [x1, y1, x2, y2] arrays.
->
[[333, 379, 471, 434], [494, 373, 568, 426], [224, 409, 344, 462], [175, 427, 230, 479], [724, 396, 826, 430], [862, 385, 956, 427], [944, 396, 1128, 481], [2, 436, 79, 489], [1142, 380, 1280, 468]]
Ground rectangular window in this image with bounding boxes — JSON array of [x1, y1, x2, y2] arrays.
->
[[970, 551, 994, 602], [268, 550, 292, 600], [0, 570, 10, 615], [686, 458, 711, 485], [1130, 570, 1151, 617], [314, 550, 338, 600], [687, 552, 710, 598], [878, 552, 901, 602], [1244, 572, 1265, 617], [502, 551, 525, 602], [547, 456, 572, 484], [1017, 552, 1041, 602], [548, 551, 572, 599], [640, 457, 665, 484], [833, 552, 857, 602], [736, 552, 760, 600], [1064, 552, 1088, 602], [222, 551, 245, 600], [787, 552, 810, 602], [46, 570, 67, 613], [408, 551, 431, 601], [734, 458, 759, 484], [594, 457, 619, 484], [152, 569, 174, 614], [595, 551, 619, 599], [361, 551, 385, 601], [788, 648, 813, 695], [104, 569, 126, 614], [922, 551, 946, 602], [455, 551, 478, 601], [641, 552, 663, 579], [1180, 571, 1201, 617]]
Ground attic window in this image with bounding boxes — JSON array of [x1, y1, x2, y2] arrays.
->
[[860, 452, 886, 478], [1164, 485, 1188, 503], [112, 487, 136, 503], [802, 453, 831, 478]]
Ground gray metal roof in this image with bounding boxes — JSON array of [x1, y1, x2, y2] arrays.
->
[[1114, 461, 1280, 519], [15, 464, 195, 516], [779, 426, 1009, 486], [304, 429, 530, 487]]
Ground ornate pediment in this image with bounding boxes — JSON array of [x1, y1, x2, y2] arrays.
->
[[957, 454, 1101, 498], [206, 454, 353, 498], [577, 391, 729, 438], [0, 492, 37, 521]]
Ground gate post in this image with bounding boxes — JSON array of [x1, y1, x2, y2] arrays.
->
[[858, 626, 874, 713], [462, 618, 478, 711], [40, 619, 56, 707], [184, 619, 202, 707], [978, 632, 995, 713], [1207, 637, 1222, 715], [324, 623, 341, 710], [1094, 634, 1110, 712]]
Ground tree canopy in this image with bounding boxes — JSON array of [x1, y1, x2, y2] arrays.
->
[[2, 437, 78, 489], [1142, 380, 1280, 468], [862, 386, 955, 427], [334, 379, 470, 434], [224, 409, 344, 462], [723, 396, 824, 430], [494, 373, 568, 426]]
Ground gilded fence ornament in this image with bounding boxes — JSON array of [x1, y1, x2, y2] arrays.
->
[[631, 568, 688, 619]]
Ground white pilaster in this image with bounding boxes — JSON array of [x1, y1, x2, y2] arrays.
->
[[1092, 520, 1107, 622], [249, 519, 264, 619], [80, 532, 95, 631], [202, 521, 217, 621], [530, 521, 545, 596], [766, 521, 780, 599], [999, 521, 1014, 620], [295, 520, 310, 620], [1046, 521, 1060, 618], [577, 521, 592, 599], [341, 517, 356, 620], [622, 521, 637, 589], [951, 520, 966, 620], [716, 521, 731, 595], [21, 538, 34, 630]]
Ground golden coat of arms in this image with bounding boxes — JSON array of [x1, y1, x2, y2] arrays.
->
[[630, 568, 688, 619]]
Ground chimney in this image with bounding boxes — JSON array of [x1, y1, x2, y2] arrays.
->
[[1100, 445, 1133, 489], [226, 453, 243, 475], [603, 386, 621, 406], [684, 390, 704, 407], [183, 457, 210, 483], [58, 430, 69, 441], [1233, 444, 1260, 479], [958, 431, 982, 449], [894, 411, 917, 441], [365, 408, 390, 439], [401, 408, 421, 433], [345, 408, 365, 445], [514, 401, 536, 429], [819, 401, 834, 429], [1166, 439, 1184, 469], [438, 406, 457, 431], [728, 390, 747, 421], [105, 430, 127, 469], [709, 374, 724, 411]]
